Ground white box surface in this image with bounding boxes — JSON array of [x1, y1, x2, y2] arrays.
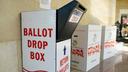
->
[[71, 25, 102, 72], [57, 40, 71, 72], [101, 26, 117, 60], [21, 10, 71, 72]]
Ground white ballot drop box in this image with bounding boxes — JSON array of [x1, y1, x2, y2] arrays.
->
[[71, 25, 102, 72], [101, 26, 117, 60]]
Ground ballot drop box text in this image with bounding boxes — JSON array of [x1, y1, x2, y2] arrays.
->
[[21, 10, 71, 72]]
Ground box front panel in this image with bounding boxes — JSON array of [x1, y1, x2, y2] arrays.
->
[[103, 26, 117, 60], [21, 10, 56, 72], [71, 27, 86, 72], [87, 25, 102, 71], [57, 39, 71, 72]]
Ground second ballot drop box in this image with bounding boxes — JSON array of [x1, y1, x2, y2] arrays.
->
[[100, 26, 117, 72], [101, 26, 117, 60], [71, 25, 102, 72], [21, 1, 86, 72]]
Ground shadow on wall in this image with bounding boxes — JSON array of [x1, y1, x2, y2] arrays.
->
[[89, 15, 105, 25]]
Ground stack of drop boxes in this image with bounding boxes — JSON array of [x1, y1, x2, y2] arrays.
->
[[71, 25, 117, 72], [71, 24, 102, 72]]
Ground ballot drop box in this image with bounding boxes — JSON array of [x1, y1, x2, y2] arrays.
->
[[21, 1, 86, 72], [21, 10, 71, 72], [100, 26, 117, 72], [71, 25, 102, 72], [101, 26, 117, 60]]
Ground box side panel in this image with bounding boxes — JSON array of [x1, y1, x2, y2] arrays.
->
[[84, 25, 89, 71], [101, 26, 106, 61], [56, 39, 71, 72]]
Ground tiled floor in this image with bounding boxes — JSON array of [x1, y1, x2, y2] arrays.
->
[[100, 43, 128, 72], [114, 51, 128, 72], [88, 51, 128, 72], [72, 43, 128, 72]]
